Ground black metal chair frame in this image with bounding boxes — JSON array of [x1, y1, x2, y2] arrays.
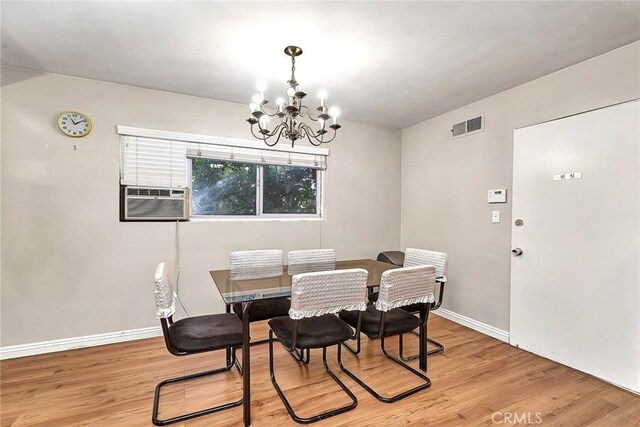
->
[[398, 279, 446, 360], [152, 316, 243, 426], [227, 271, 314, 367], [340, 304, 432, 403], [268, 315, 363, 424], [225, 303, 311, 372]]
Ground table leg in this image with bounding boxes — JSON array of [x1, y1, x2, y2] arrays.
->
[[242, 301, 253, 426], [418, 305, 431, 372], [419, 322, 427, 372], [226, 304, 232, 365]]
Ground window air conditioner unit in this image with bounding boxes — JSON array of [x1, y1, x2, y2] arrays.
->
[[122, 186, 190, 221]]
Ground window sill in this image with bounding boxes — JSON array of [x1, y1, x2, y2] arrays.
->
[[188, 216, 323, 223]]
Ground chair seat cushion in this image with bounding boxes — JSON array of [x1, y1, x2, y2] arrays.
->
[[339, 305, 421, 338], [268, 314, 354, 349], [367, 291, 423, 313], [168, 313, 243, 353], [232, 297, 291, 322]]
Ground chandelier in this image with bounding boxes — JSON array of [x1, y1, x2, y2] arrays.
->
[[247, 45, 341, 147]]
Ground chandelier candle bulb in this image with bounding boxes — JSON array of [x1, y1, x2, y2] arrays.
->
[[252, 93, 263, 104], [285, 88, 293, 106], [318, 90, 327, 107], [329, 107, 340, 125]]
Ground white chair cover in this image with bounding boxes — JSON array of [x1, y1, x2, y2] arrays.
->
[[229, 249, 284, 280], [289, 268, 369, 320], [403, 248, 448, 282], [287, 249, 336, 275], [154, 262, 176, 319], [375, 265, 436, 312]]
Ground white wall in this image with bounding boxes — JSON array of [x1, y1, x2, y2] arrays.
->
[[0, 67, 402, 347], [401, 41, 640, 332]]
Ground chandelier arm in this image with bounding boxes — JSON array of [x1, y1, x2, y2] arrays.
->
[[298, 122, 316, 143], [254, 122, 283, 140], [258, 103, 280, 117], [258, 120, 283, 138], [266, 122, 287, 139], [252, 123, 286, 146], [270, 125, 288, 147], [250, 124, 269, 142], [299, 106, 319, 122], [299, 123, 325, 146], [302, 123, 338, 145]]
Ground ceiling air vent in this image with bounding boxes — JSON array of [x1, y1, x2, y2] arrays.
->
[[452, 114, 484, 139]]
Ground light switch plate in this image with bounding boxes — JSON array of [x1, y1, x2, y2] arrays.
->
[[492, 211, 500, 223]]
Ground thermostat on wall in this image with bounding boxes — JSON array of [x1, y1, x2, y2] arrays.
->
[[488, 189, 507, 204]]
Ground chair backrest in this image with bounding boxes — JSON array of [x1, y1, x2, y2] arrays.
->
[[154, 262, 176, 319], [289, 268, 369, 320], [287, 249, 336, 275], [229, 249, 284, 280], [403, 248, 448, 280], [376, 265, 436, 312]]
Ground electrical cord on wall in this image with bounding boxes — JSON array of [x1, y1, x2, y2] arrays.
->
[[175, 220, 190, 317]]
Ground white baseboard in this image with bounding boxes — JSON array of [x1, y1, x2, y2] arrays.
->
[[433, 308, 510, 343], [1, 310, 509, 361], [0, 326, 162, 360]]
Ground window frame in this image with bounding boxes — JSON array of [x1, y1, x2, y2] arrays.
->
[[187, 158, 323, 220]]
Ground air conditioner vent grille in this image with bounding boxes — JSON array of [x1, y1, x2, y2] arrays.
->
[[467, 116, 482, 132], [127, 187, 174, 197], [452, 122, 466, 137], [123, 186, 189, 221], [451, 114, 484, 139]]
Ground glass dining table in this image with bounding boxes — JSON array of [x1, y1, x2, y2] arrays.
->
[[210, 259, 418, 427]]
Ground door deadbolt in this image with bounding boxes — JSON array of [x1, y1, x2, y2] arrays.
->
[[512, 248, 524, 256], [515, 219, 524, 227]]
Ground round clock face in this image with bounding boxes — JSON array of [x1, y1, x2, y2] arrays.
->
[[57, 111, 92, 137]]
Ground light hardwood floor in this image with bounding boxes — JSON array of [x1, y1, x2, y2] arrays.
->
[[2, 315, 638, 426]]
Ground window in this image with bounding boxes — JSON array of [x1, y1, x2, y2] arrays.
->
[[191, 160, 257, 216], [263, 165, 318, 214], [190, 160, 321, 217], [118, 126, 328, 221]]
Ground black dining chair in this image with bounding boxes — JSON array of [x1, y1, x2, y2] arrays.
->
[[287, 248, 336, 275], [282, 249, 338, 363], [268, 268, 369, 424], [229, 250, 291, 346], [371, 248, 449, 359], [152, 262, 243, 426], [338, 265, 435, 402]]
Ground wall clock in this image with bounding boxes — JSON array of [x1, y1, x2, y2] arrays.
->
[[57, 111, 92, 137]]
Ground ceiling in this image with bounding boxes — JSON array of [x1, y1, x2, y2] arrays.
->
[[2, 1, 639, 128]]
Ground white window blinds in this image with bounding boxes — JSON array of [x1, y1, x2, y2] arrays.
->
[[120, 136, 187, 188], [185, 143, 327, 169], [118, 126, 329, 189]]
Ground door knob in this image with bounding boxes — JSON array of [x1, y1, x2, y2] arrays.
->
[[512, 248, 523, 256]]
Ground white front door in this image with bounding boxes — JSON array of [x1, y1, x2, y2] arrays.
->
[[510, 101, 640, 392]]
